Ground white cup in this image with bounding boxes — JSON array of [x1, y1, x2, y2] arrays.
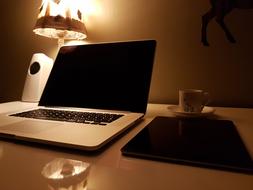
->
[[179, 89, 209, 113]]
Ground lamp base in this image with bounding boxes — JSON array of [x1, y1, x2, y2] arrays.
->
[[58, 38, 65, 48]]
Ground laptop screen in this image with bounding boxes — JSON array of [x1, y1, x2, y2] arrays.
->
[[39, 40, 156, 113]]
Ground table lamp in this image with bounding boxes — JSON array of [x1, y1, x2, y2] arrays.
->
[[33, 0, 87, 47]]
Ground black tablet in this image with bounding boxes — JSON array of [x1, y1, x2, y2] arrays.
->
[[121, 116, 253, 174]]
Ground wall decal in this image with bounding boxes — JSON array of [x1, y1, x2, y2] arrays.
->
[[201, 0, 253, 46]]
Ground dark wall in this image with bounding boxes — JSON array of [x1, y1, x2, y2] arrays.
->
[[0, 0, 253, 107]]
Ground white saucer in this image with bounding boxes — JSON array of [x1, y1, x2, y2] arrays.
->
[[168, 105, 215, 118]]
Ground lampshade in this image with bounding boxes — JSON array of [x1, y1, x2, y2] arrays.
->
[[33, 0, 87, 41]]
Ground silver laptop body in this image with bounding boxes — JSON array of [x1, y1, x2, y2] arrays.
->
[[0, 40, 156, 151]]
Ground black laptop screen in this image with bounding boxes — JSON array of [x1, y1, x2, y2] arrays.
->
[[39, 40, 156, 113]]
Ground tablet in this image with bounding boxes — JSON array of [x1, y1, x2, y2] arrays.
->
[[121, 116, 253, 174]]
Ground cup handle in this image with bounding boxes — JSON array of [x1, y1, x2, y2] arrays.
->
[[202, 92, 210, 107]]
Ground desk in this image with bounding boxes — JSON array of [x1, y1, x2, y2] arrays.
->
[[0, 102, 252, 190]]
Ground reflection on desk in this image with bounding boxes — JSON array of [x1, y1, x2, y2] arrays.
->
[[41, 158, 90, 190], [0, 102, 252, 190]]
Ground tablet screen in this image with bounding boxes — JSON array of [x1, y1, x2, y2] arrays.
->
[[121, 116, 253, 174]]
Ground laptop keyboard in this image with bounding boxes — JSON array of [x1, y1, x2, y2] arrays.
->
[[10, 109, 124, 126]]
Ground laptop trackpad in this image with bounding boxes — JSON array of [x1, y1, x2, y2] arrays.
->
[[0, 120, 59, 134]]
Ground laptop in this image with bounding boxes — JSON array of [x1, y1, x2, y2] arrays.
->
[[0, 40, 156, 151]]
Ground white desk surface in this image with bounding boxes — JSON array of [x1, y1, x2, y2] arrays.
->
[[0, 101, 252, 190]]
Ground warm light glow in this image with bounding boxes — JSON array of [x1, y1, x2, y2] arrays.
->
[[38, 0, 83, 21], [65, 40, 89, 46], [33, 0, 88, 40], [78, 0, 102, 20]]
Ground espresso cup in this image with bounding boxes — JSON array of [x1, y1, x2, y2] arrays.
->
[[179, 89, 209, 113]]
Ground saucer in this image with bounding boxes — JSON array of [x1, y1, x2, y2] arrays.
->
[[168, 105, 215, 118]]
